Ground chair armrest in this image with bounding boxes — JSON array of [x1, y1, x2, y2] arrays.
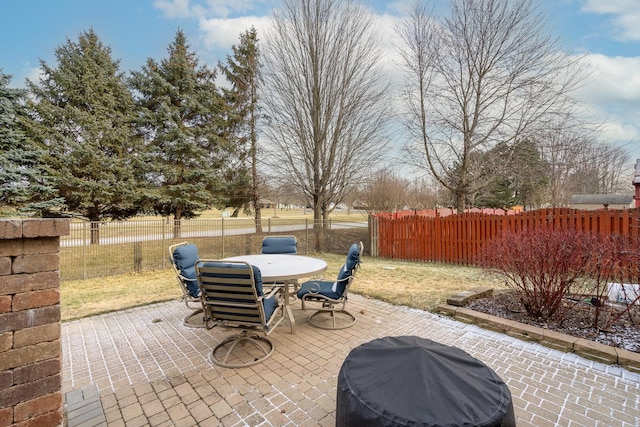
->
[[301, 280, 325, 295], [263, 285, 284, 300]]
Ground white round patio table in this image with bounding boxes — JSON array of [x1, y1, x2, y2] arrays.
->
[[223, 254, 328, 334]]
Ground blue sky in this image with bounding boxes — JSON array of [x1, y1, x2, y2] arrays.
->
[[2, 0, 640, 168]]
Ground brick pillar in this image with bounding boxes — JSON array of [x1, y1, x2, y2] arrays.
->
[[0, 219, 69, 427]]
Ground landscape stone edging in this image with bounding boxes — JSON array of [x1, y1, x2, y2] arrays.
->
[[438, 288, 640, 374]]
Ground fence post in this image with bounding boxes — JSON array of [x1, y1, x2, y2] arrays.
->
[[133, 241, 142, 272], [161, 219, 166, 269], [221, 217, 225, 258], [82, 221, 87, 280], [369, 215, 378, 257]]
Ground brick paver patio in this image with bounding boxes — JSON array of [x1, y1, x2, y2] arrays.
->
[[62, 294, 640, 426]]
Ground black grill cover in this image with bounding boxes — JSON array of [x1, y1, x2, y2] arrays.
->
[[336, 336, 516, 427]]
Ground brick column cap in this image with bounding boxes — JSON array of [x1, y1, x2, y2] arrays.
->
[[0, 219, 70, 240]]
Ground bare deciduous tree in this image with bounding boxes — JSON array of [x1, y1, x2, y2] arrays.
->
[[567, 143, 630, 195], [355, 170, 409, 213], [536, 129, 630, 206], [406, 177, 449, 209], [536, 129, 588, 207], [397, 0, 585, 211], [261, 0, 391, 233]]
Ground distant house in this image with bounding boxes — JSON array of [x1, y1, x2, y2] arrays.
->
[[568, 194, 634, 210], [258, 199, 275, 209]]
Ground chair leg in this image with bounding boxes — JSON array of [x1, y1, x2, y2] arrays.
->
[[210, 332, 275, 368], [183, 308, 206, 328], [184, 297, 201, 311], [308, 309, 356, 330]]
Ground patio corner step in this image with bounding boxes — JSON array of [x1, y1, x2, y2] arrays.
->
[[64, 384, 107, 427], [446, 286, 493, 307]]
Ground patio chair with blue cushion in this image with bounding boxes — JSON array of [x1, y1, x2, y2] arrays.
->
[[261, 235, 299, 297], [296, 242, 363, 330], [195, 260, 285, 368], [169, 242, 206, 328], [261, 235, 297, 254]]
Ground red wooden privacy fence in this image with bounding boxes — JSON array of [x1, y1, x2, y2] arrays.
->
[[372, 208, 640, 265]]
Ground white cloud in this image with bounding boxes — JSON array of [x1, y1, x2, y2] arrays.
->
[[153, 0, 273, 57], [196, 6, 402, 67], [154, 0, 192, 19], [7, 65, 43, 88], [572, 53, 640, 158], [154, 0, 269, 19], [574, 1, 640, 158], [371, 13, 405, 81], [198, 16, 271, 50], [600, 119, 639, 142], [581, 0, 640, 41], [25, 66, 44, 84], [201, 0, 263, 19], [384, 1, 413, 15], [577, 53, 640, 103]]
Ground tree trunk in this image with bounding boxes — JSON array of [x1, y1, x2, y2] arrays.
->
[[254, 206, 262, 233], [90, 221, 100, 245], [173, 209, 182, 239]]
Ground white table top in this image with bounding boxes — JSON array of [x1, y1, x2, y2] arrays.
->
[[223, 254, 327, 282]]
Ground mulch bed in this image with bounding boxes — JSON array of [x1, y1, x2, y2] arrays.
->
[[467, 291, 640, 353]]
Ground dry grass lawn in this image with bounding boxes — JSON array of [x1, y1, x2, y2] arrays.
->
[[61, 253, 505, 322]]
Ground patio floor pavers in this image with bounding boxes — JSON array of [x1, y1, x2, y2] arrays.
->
[[62, 294, 640, 426]]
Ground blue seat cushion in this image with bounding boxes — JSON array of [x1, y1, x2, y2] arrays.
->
[[297, 243, 361, 301], [345, 243, 361, 272], [172, 244, 200, 297], [334, 264, 352, 296], [297, 279, 342, 300], [262, 237, 297, 254], [262, 294, 279, 321]]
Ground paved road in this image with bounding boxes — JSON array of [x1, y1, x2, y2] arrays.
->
[[61, 221, 368, 247]]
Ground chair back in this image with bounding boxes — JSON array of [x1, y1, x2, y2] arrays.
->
[[334, 242, 363, 297], [169, 242, 200, 298], [296, 241, 363, 329], [262, 235, 297, 254], [195, 260, 280, 331]]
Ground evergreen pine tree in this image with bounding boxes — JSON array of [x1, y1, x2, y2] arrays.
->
[[475, 139, 548, 210], [219, 28, 261, 228], [0, 70, 63, 216], [26, 29, 145, 238], [130, 30, 230, 236]]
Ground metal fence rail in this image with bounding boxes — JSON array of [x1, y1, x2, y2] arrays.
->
[[61, 217, 369, 281]]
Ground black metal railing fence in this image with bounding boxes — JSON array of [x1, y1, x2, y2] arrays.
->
[[61, 217, 369, 281]]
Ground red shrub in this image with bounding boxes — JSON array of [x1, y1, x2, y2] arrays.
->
[[483, 227, 640, 326], [482, 227, 596, 320], [582, 234, 640, 329]]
